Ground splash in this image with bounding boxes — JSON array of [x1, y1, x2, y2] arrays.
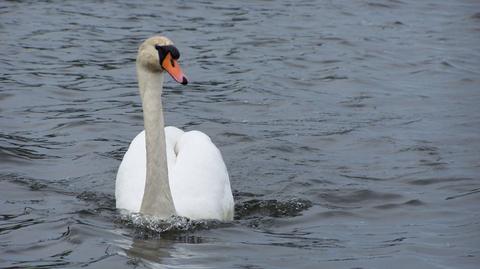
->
[[116, 212, 224, 236]]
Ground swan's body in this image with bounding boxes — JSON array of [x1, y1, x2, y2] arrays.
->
[[116, 127, 234, 220], [115, 36, 234, 221]]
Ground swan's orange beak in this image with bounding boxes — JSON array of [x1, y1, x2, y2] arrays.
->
[[161, 53, 188, 85]]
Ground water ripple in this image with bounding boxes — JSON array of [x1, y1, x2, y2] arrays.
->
[[1, 0, 479, 268]]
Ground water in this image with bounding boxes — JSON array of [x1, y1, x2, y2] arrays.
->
[[1, 0, 479, 268]]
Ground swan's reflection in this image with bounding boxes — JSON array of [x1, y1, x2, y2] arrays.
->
[[126, 237, 172, 264], [120, 230, 205, 267]]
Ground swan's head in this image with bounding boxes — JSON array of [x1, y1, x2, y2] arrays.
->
[[137, 36, 188, 85]]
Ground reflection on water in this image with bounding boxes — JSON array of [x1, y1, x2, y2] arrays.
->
[[1, 0, 480, 268]]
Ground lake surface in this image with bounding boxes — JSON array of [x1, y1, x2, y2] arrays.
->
[[1, 0, 480, 268]]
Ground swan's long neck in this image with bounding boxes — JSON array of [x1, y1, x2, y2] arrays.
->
[[137, 64, 176, 218]]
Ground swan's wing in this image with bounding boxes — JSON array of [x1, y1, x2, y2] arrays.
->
[[115, 131, 146, 212], [169, 130, 234, 220]]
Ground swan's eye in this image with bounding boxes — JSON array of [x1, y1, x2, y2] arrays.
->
[[169, 47, 180, 60], [155, 45, 181, 68]]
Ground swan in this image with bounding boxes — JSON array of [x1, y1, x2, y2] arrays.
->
[[115, 36, 234, 221]]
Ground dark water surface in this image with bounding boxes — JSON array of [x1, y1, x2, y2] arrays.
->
[[1, 0, 480, 268]]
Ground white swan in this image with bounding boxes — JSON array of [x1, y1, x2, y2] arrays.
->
[[115, 36, 234, 221]]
